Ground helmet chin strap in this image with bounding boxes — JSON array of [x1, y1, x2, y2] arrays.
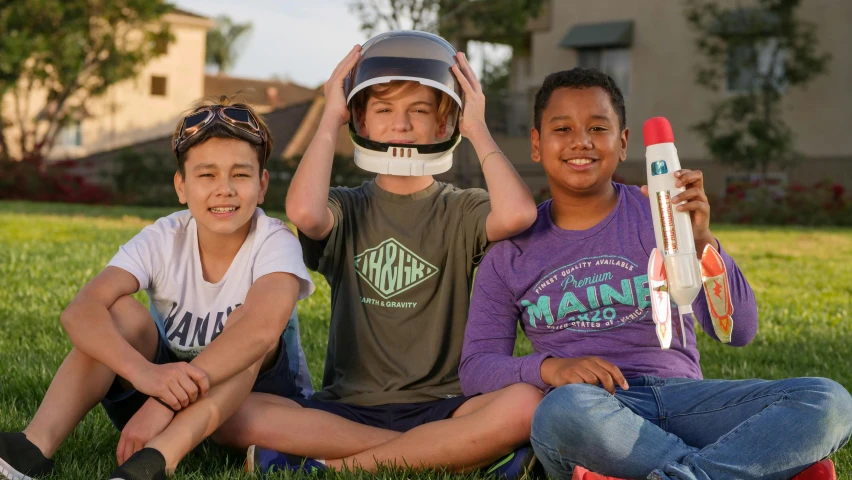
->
[[354, 148, 453, 176]]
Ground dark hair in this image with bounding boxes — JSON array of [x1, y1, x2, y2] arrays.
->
[[172, 94, 273, 176], [533, 67, 626, 132]]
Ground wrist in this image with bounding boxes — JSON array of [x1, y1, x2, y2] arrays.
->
[[467, 121, 490, 139], [694, 232, 716, 252], [539, 358, 555, 386], [149, 396, 178, 416], [320, 108, 347, 130]]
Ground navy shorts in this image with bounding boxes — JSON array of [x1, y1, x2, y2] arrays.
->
[[291, 395, 472, 432], [101, 334, 301, 430]]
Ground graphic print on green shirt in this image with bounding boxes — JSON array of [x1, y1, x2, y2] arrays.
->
[[299, 180, 490, 406], [354, 238, 439, 302]]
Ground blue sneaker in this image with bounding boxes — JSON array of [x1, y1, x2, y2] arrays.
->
[[485, 445, 537, 480], [245, 445, 327, 477]]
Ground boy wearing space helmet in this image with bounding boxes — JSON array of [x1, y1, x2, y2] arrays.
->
[[233, 32, 542, 477]]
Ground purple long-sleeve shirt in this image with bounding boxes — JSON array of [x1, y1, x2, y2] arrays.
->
[[460, 183, 758, 395]]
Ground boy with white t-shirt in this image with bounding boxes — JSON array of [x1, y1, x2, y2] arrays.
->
[[0, 98, 314, 480]]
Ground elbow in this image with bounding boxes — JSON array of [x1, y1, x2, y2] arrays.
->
[[458, 356, 479, 396], [59, 303, 81, 332], [492, 207, 537, 241], [515, 202, 538, 232], [285, 204, 323, 236]]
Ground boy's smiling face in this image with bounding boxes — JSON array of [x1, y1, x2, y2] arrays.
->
[[531, 86, 629, 196], [174, 137, 268, 236], [359, 82, 447, 145]]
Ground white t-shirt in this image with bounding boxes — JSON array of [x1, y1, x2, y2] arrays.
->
[[108, 208, 315, 363]]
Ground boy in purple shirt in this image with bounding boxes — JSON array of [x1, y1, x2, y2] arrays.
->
[[460, 68, 852, 480]]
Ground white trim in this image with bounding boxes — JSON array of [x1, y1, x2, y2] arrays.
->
[[0, 457, 33, 480], [353, 142, 456, 176], [347, 76, 462, 108]]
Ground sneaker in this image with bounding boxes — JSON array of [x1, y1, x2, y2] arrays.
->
[[245, 445, 327, 477], [0, 432, 54, 480], [792, 459, 836, 480], [485, 445, 538, 480], [107, 448, 167, 480], [571, 465, 627, 480]]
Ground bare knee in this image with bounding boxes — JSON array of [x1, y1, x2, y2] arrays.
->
[[498, 383, 545, 437], [211, 406, 253, 449], [109, 296, 159, 359], [212, 393, 301, 449]]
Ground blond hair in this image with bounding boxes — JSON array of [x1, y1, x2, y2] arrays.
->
[[352, 81, 454, 124]]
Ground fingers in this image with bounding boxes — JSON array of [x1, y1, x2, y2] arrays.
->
[[158, 389, 181, 411], [640, 185, 649, 198], [169, 380, 190, 409], [451, 64, 475, 96], [186, 365, 210, 397], [594, 358, 628, 390], [672, 187, 707, 205], [177, 373, 199, 403], [585, 364, 617, 394], [455, 52, 481, 91], [675, 169, 704, 189], [676, 200, 709, 213], [332, 44, 361, 80], [116, 435, 125, 464]]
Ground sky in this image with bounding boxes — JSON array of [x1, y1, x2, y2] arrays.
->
[[173, 0, 509, 88]]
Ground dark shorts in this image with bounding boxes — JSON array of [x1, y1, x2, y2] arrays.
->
[[101, 334, 301, 430], [291, 395, 472, 432]]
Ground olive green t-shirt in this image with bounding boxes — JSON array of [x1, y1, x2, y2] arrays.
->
[[299, 180, 491, 406]]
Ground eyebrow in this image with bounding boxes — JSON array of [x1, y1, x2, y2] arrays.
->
[[370, 100, 434, 107], [192, 162, 255, 171], [548, 114, 612, 123]]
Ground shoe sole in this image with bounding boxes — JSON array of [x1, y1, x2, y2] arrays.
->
[[0, 458, 33, 480]]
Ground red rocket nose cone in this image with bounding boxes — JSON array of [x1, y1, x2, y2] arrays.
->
[[643, 117, 674, 147]]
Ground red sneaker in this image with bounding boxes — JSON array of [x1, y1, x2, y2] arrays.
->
[[572, 465, 628, 480], [792, 459, 836, 480]]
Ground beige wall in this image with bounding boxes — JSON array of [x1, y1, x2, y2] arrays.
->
[[506, 0, 852, 177], [1, 12, 212, 162], [50, 13, 212, 160]]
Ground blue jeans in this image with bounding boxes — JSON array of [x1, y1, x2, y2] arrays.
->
[[530, 376, 852, 480]]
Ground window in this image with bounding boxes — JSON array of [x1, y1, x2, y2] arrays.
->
[[57, 121, 83, 147], [726, 38, 786, 92], [153, 36, 169, 55], [151, 76, 167, 96], [577, 48, 631, 97]]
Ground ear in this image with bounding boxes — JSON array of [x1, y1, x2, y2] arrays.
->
[[257, 169, 270, 205], [531, 128, 542, 164], [174, 170, 187, 204], [436, 116, 448, 138], [619, 127, 630, 162], [357, 110, 368, 134]]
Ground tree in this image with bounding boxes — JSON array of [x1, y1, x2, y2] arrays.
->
[[347, 0, 545, 50], [205, 16, 253, 75], [0, 0, 172, 163], [685, 0, 830, 177]]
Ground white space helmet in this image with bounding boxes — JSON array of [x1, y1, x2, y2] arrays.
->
[[345, 30, 463, 176]]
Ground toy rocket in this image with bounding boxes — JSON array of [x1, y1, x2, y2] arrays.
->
[[643, 117, 734, 349]]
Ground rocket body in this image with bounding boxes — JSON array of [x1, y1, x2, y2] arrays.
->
[[644, 118, 702, 328]]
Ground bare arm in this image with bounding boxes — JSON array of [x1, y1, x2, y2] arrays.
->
[[451, 52, 537, 243], [62, 267, 208, 410], [61, 267, 151, 381], [188, 272, 300, 387], [286, 45, 361, 240]]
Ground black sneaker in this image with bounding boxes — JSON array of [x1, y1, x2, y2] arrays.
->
[[0, 432, 54, 480], [107, 448, 167, 480]]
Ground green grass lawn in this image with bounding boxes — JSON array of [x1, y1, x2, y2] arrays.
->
[[1, 200, 850, 479]]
